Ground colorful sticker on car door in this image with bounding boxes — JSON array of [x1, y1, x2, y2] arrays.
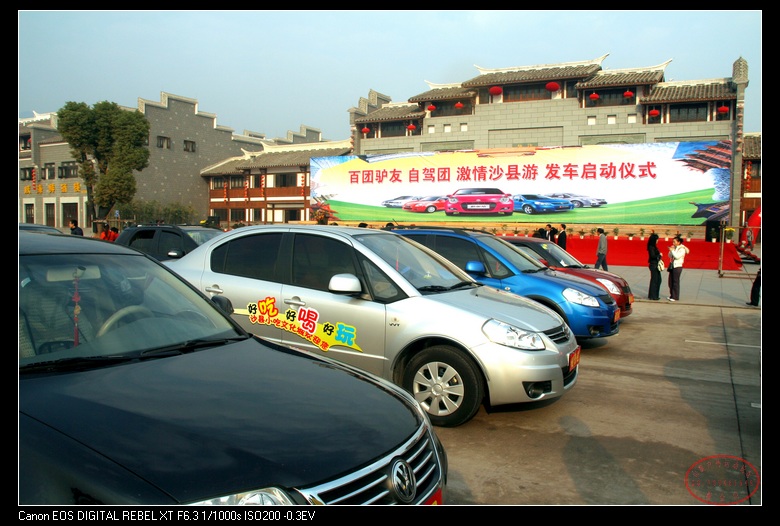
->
[[246, 296, 362, 352]]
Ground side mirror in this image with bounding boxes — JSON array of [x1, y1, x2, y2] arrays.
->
[[464, 261, 487, 275], [166, 248, 185, 259], [210, 295, 234, 315]]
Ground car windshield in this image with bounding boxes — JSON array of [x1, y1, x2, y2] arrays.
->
[[185, 228, 224, 245], [480, 235, 547, 272], [355, 232, 473, 291], [534, 241, 584, 267], [19, 252, 241, 368]]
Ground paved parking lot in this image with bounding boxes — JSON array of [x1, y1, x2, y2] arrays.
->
[[435, 255, 761, 506]]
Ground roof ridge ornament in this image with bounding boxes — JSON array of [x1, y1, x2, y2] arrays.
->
[[473, 54, 609, 75]]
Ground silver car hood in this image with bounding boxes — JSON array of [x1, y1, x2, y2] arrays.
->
[[425, 284, 565, 332]]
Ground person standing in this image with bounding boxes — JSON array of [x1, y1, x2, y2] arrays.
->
[[557, 224, 567, 249], [745, 227, 754, 250], [544, 224, 553, 240], [69, 219, 83, 236], [746, 268, 760, 306], [594, 228, 608, 270], [99, 222, 117, 242], [667, 235, 690, 302], [646, 233, 662, 300]]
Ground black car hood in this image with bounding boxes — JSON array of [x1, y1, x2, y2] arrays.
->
[[20, 338, 421, 503]]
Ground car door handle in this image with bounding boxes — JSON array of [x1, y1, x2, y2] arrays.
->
[[284, 297, 306, 307], [205, 285, 223, 294]]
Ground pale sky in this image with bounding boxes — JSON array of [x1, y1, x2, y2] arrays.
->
[[18, 10, 762, 140]]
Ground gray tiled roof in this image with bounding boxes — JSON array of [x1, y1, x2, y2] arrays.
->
[[354, 104, 426, 124], [743, 134, 761, 160], [461, 63, 602, 88], [201, 146, 353, 175], [640, 81, 736, 104], [576, 70, 665, 89], [408, 87, 478, 103]]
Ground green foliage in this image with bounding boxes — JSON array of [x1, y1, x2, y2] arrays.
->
[[117, 200, 196, 225], [57, 100, 150, 220]]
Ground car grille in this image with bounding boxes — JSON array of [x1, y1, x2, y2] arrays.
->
[[296, 424, 443, 505], [543, 323, 571, 344]]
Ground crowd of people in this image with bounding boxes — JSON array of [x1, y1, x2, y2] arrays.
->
[[68, 219, 118, 242]]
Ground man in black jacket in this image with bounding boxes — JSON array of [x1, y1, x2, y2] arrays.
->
[[557, 224, 567, 249]]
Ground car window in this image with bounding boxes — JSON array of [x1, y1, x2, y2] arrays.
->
[[186, 229, 223, 246], [292, 234, 357, 291], [211, 232, 283, 281], [128, 229, 156, 253], [158, 230, 184, 257]]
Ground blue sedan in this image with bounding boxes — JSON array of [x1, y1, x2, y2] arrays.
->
[[513, 194, 574, 214]]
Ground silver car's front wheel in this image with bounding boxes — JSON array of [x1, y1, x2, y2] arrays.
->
[[403, 345, 483, 427]]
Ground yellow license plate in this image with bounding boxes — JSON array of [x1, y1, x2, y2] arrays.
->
[[568, 346, 581, 370], [614, 309, 621, 323]]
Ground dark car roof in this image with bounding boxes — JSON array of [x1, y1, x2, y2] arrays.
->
[[18, 223, 62, 234], [19, 230, 139, 256]]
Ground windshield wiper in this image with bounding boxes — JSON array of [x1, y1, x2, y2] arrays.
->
[[448, 281, 476, 291], [20, 355, 134, 373], [140, 336, 249, 357], [522, 268, 547, 273]]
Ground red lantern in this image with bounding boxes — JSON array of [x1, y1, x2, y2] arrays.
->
[[623, 90, 634, 98], [407, 124, 416, 131], [489, 86, 503, 96], [545, 82, 560, 92], [649, 109, 660, 117], [717, 105, 729, 114], [589, 93, 599, 101], [454, 102, 464, 109], [427, 104, 436, 111], [361, 127, 370, 134]]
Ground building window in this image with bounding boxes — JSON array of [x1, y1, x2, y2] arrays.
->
[[156, 136, 172, 149], [20, 135, 32, 150], [502, 83, 550, 102], [380, 122, 407, 138], [44, 163, 56, 180], [428, 125, 435, 134], [58, 161, 79, 179], [184, 140, 196, 153], [627, 114, 637, 124], [275, 173, 297, 188], [443, 124, 452, 133], [587, 116, 597, 126], [607, 115, 617, 125], [212, 177, 224, 190], [21, 167, 33, 181], [460, 123, 468, 132], [230, 175, 244, 189], [230, 209, 244, 223], [669, 103, 707, 123]]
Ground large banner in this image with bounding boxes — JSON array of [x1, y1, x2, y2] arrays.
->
[[310, 141, 732, 226]]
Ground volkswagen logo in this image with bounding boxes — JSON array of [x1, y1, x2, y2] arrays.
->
[[391, 459, 417, 503]]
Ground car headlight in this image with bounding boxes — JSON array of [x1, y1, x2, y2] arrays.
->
[[561, 287, 600, 307], [483, 319, 546, 350], [596, 278, 621, 295], [187, 488, 296, 505]]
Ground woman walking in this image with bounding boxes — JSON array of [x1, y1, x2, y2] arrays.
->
[[646, 233, 662, 300], [667, 235, 690, 302]]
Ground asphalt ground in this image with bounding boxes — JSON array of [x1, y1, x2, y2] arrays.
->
[[434, 245, 762, 506]]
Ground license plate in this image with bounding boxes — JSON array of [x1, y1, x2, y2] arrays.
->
[[614, 309, 621, 323], [568, 346, 581, 370], [466, 204, 491, 209]]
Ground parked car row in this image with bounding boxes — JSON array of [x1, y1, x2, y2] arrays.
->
[[19, 231, 447, 505]]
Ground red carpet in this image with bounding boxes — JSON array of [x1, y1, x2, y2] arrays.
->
[[518, 237, 743, 270]]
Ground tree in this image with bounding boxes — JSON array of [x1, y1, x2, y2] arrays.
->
[[57, 101, 150, 222]]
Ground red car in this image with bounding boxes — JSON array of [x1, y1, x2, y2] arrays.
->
[[403, 195, 448, 213], [504, 236, 633, 318], [444, 187, 514, 216]]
